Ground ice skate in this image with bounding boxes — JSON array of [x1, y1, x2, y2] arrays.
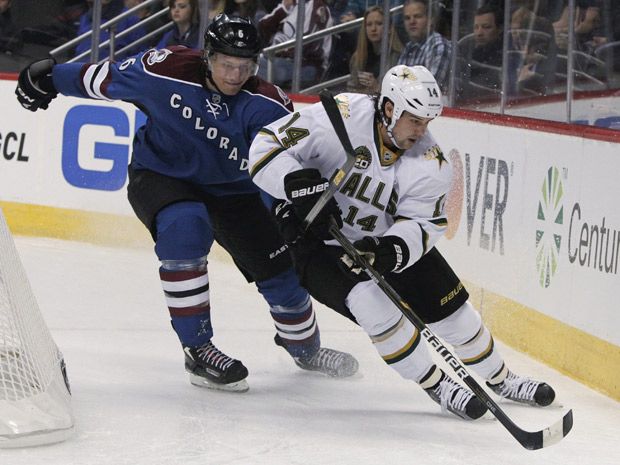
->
[[486, 369, 555, 407], [424, 371, 487, 420], [274, 334, 359, 377], [184, 341, 249, 393], [294, 347, 359, 377]]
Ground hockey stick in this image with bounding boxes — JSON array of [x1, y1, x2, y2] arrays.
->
[[329, 223, 573, 450], [300, 90, 359, 231], [312, 90, 573, 450]]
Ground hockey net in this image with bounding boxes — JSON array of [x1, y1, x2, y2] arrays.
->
[[0, 209, 74, 447]]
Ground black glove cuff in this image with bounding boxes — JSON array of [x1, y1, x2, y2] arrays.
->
[[284, 168, 326, 202], [27, 58, 58, 94], [387, 236, 410, 272]]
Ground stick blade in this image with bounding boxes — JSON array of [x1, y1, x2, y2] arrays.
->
[[519, 409, 573, 450]]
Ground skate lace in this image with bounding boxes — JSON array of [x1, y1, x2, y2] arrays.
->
[[498, 372, 539, 401], [435, 378, 473, 414], [196, 342, 236, 371], [307, 348, 344, 370]]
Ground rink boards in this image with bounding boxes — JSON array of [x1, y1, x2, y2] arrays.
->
[[0, 77, 618, 401]]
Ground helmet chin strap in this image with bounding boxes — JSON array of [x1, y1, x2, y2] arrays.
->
[[382, 114, 401, 149], [204, 57, 225, 94], [379, 97, 402, 149]]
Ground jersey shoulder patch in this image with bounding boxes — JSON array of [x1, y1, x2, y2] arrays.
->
[[244, 76, 293, 111], [140, 47, 203, 85]]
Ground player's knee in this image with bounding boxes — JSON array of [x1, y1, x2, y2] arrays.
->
[[429, 301, 482, 346], [346, 281, 402, 336], [155, 202, 212, 260]]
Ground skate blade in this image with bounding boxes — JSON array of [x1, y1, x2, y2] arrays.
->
[[188, 373, 249, 393]]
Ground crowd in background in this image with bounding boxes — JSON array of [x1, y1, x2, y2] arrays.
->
[[1, 0, 620, 103]]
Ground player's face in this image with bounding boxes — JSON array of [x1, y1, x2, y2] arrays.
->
[[208, 53, 258, 95], [474, 13, 500, 47], [403, 2, 428, 42], [391, 111, 432, 149]]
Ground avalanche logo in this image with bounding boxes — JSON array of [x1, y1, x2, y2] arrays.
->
[[205, 97, 229, 119], [276, 86, 291, 106], [146, 48, 172, 65], [535, 167, 565, 288]]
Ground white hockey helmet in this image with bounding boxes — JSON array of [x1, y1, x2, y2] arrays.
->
[[379, 65, 443, 136]]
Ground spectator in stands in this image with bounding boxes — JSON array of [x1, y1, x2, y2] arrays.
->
[[324, 0, 348, 23], [511, 1, 555, 52], [339, 0, 407, 44], [591, 1, 620, 71], [208, 0, 227, 21], [124, 0, 165, 47], [157, 0, 200, 49], [20, 1, 87, 49], [224, 0, 266, 22], [123, 1, 165, 34], [467, 3, 516, 95], [340, 0, 404, 23], [511, 1, 557, 95], [347, 5, 402, 93], [0, 0, 21, 54], [397, 0, 451, 92], [472, 4, 503, 65], [75, 0, 146, 60], [258, 0, 333, 89], [125, 0, 151, 19], [553, 0, 601, 54]]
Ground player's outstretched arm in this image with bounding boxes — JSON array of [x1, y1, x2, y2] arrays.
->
[[15, 58, 58, 112]]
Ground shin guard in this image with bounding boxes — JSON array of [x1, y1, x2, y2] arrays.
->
[[429, 301, 504, 380], [160, 257, 211, 348], [347, 281, 434, 382]]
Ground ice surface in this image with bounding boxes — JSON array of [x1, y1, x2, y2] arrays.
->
[[1, 237, 618, 465]]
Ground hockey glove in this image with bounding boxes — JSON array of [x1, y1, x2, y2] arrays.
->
[[272, 199, 303, 245], [16, 58, 58, 111], [284, 168, 343, 240], [340, 235, 410, 276]]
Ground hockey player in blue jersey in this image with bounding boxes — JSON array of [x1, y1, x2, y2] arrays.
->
[[15, 14, 358, 392]]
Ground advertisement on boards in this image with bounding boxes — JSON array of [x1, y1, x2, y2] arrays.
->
[[433, 117, 620, 345], [0, 80, 143, 216]]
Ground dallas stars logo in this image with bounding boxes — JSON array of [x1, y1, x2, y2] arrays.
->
[[424, 145, 447, 168], [334, 94, 351, 119], [395, 67, 418, 81]]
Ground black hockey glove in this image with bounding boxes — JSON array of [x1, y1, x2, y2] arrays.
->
[[16, 58, 58, 111], [272, 200, 303, 245], [284, 168, 343, 240], [340, 235, 410, 276]]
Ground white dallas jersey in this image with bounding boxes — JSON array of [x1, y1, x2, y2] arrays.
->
[[249, 93, 452, 271]]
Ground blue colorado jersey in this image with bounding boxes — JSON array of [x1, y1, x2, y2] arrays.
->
[[52, 47, 293, 196]]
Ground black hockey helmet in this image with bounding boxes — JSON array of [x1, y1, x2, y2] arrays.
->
[[204, 14, 260, 60]]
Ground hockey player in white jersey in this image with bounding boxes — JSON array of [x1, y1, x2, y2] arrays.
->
[[249, 65, 556, 420]]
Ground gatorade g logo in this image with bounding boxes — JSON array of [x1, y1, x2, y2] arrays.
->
[[62, 105, 146, 191]]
